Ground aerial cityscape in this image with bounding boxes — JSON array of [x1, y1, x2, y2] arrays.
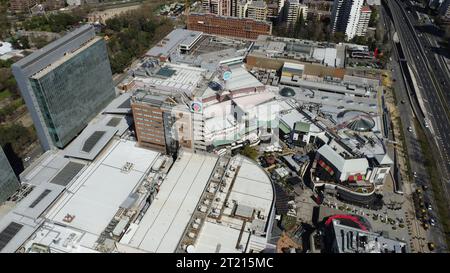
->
[[0, 0, 449, 256]]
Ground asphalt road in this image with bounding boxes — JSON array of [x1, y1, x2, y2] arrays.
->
[[389, 0, 450, 175], [386, 0, 450, 202], [391, 56, 447, 252], [381, 1, 448, 252]]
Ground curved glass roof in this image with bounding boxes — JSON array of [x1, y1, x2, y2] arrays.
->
[[208, 81, 223, 91], [346, 118, 375, 132], [279, 87, 296, 97], [337, 110, 375, 132]]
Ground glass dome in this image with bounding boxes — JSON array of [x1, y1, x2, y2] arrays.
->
[[337, 110, 376, 132], [208, 81, 223, 91], [279, 87, 296, 97]]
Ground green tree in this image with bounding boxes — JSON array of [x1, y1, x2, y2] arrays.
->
[[11, 36, 30, 49], [351, 36, 368, 45], [310, 20, 326, 41], [22, 12, 83, 33], [103, 4, 174, 74], [332, 32, 346, 43], [106, 17, 123, 32], [32, 36, 53, 49], [369, 7, 378, 28], [0, 0, 10, 39], [293, 10, 305, 39], [240, 145, 258, 161], [0, 124, 36, 156]]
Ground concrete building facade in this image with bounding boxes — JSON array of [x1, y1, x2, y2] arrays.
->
[[330, 0, 365, 40], [237, 0, 249, 18], [355, 6, 371, 37], [131, 96, 168, 153], [202, 0, 234, 16], [131, 91, 194, 154], [187, 13, 272, 40], [247, 0, 269, 21], [284, 0, 308, 26], [9, 0, 38, 13]]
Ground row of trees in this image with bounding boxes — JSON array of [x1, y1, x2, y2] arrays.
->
[[0, 124, 36, 157], [369, 6, 378, 28], [0, 99, 24, 123], [0, 59, 24, 123], [103, 4, 173, 74], [274, 15, 333, 42], [22, 12, 85, 33], [0, 0, 9, 40], [0, 59, 21, 101], [240, 145, 258, 161]]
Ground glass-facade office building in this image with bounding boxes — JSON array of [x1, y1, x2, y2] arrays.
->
[[29, 38, 115, 148], [0, 147, 19, 203], [12, 25, 116, 150]]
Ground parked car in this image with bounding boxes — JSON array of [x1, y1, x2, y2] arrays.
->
[[429, 218, 436, 226], [428, 242, 435, 251]]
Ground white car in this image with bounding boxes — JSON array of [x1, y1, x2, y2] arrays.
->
[[215, 149, 227, 156], [407, 126, 413, 132]]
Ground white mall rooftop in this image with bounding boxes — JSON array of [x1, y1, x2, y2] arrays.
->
[[121, 150, 218, 253], [46, 140, 160, 237], [192, 156, 274, 253]]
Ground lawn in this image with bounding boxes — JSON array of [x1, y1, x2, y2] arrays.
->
[[0, 89, 12, 101]]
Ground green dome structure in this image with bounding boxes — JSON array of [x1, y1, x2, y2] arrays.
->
[[279, 87, 296, 97]]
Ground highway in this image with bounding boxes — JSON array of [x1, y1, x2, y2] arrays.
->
[[381, 0, 449, 251], [386, 0, 450, 197], [390, 0, 450, 174]]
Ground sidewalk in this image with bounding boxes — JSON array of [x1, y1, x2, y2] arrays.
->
[[384, 87, 428, 252]]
